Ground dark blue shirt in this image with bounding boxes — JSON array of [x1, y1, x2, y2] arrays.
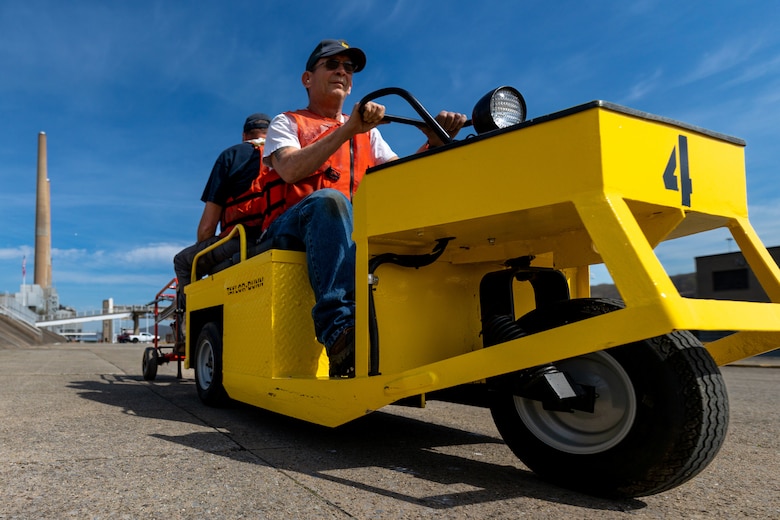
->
[[200, 142, 261, 206]]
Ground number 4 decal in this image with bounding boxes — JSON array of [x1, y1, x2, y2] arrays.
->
[[662, 135, 692, 207]]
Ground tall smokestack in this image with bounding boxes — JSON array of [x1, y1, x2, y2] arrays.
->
[[34, 131, 52, 289]]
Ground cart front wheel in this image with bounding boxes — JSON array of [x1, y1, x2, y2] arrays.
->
[[142, 347, 158, 381], [490, 298, 729, 498], [194, 322, 227, 406]]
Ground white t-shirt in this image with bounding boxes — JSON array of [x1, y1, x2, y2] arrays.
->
[[263, 112, 397, 165]]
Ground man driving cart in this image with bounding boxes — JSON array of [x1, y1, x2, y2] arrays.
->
[[261, 39, 466, 377]]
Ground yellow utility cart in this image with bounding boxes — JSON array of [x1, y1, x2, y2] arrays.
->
[[177, 88, 780, 498]]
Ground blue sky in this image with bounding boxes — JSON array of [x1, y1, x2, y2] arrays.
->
[[2, 0, 780, 317]]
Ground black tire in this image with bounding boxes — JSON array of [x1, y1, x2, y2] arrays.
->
[[132, 338, 139, 343], [142, 347, 158, 381], [490, 298, 729, 498], [194, 322, 228, 406]]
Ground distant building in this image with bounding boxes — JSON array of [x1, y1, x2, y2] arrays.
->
[[15, 284, 59, 317], [694, 246, 780, 343], [695, 246, 780, 302]]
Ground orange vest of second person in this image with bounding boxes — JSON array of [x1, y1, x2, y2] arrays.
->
[[219, 141, 265, 236], [259, 109, 375, 231]]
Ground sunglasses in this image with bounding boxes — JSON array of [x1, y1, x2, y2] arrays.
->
[[315, 59, 356, 74]]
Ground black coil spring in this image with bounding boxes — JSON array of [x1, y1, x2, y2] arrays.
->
[[482, 314, 526, 347]]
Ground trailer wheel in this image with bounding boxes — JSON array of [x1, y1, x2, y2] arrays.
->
[[194, 322, 227, 406], [490, 298, 729, 498], [142, 347, 158, 381]]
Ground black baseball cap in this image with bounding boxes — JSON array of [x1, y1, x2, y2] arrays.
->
[[243, 113, 271, 133], [305, 39, 366, 73]]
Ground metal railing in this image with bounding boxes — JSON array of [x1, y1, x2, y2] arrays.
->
[[0, 296, 38, 326]]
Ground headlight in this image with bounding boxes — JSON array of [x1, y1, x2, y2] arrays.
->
[[471, 86, 527, 134]]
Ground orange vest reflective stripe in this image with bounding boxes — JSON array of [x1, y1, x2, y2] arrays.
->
[[219, 141, 265, 236], [259, 110, 375, 231]]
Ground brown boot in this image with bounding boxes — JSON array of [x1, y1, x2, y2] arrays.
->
[[328, 327, 355, 378]]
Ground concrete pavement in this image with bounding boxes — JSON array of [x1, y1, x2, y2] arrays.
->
[[0, 342, 778, 519]]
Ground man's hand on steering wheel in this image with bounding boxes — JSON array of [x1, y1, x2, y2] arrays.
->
[[346, 101, 387, 136], [423, 111, 468, 147]]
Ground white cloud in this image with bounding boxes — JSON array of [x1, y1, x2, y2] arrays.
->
[[621, 69, 663, 104], [48, 242, 185, 269], [123, 243, 185, 265], [721, 54, 780, 89], [681, 39, 763, 85], [53, 270, 171, 286], [0, 246, 33, 261], [51, 248, 92, 261]]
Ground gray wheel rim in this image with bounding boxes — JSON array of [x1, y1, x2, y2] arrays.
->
[[196, 340, 215, 390], [514, 350, 636, 454]]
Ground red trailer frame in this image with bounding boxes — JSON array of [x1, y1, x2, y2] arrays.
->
[[142, 278, 185, 380]]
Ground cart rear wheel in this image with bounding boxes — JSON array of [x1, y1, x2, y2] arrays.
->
[[490, 298, 729, 498], [194, 322, 227, 406], [142, 347, 158, 381]]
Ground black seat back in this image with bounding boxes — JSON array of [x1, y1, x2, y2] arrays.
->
[[208, 235, 306, 276]]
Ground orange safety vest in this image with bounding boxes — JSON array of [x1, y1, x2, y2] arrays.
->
[[259, 109, 376, 231], [219, 141, 265, 236]]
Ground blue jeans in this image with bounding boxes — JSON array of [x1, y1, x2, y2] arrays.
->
[[264, 189, 355, 351]]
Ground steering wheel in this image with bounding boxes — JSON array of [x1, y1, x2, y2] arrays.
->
[[357, 87, 473, 147]]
